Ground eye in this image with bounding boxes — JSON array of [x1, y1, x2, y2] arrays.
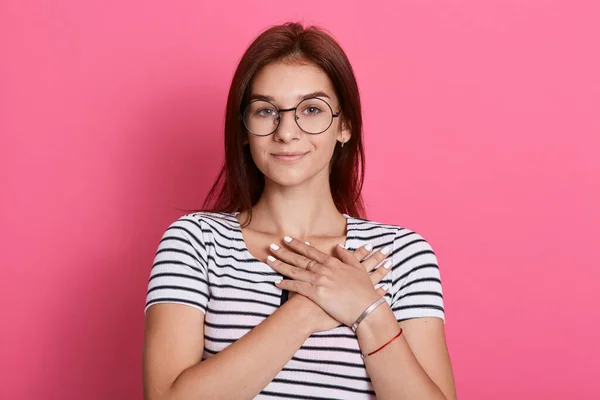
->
[[255, 107, 277, 117], [300, 105, 323, 116]]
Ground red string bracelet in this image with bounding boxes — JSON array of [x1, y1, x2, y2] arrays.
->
[[361, 328, 403, 359]]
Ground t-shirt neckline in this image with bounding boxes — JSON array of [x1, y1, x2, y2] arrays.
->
[[229, 211, 353, 266]]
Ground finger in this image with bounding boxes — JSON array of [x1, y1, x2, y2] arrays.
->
[[374, 284, 390, 297], [334, 243, 362, 267], [361, 245, 391, 273], [352, 243, 374, 263], [369, 260, 393, 284], [270, 242, 323, 273], [267, 255, 316, 283], [282, 236, 330, 264], [275, 279, 315, 298]]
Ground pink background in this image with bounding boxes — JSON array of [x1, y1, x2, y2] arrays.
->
[[2, 1, 599, 399]]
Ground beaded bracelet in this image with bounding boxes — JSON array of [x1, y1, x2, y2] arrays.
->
[[361, 329, 403, 359]]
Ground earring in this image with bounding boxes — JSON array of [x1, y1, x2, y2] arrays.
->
[[341, 140, 345, 148]]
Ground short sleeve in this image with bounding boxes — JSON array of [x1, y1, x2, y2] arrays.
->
[[144, 216, 210, 315], [390, 228, 445, 322]]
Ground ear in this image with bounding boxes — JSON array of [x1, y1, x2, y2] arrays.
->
[[337, 121, 351, 145]]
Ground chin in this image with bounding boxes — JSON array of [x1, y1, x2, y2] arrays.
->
[[271, 172, 310, 187], [261, 166, 315, 187], [256, 157, 329, 187]]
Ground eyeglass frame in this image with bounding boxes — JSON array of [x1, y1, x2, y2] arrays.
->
[[240, 97, 342, 136]]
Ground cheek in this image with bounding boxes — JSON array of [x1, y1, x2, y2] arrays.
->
[[247, 141, 270, 167], [316, 131, 340, 155]]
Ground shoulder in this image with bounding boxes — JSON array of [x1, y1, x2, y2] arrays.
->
[[166, 211, 238, 231], [349, 216, 439, 274], [349, 215, 435, 251], [162, 211, 241, 248]]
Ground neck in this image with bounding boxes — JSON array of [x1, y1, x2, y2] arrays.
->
[[244, 176, 346, 240]]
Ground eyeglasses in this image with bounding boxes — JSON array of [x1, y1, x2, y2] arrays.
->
[[242, 97, 341, 136]]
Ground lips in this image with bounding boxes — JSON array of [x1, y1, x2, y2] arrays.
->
[[272, 152, 309, 162], [273, 152, 307, 156]]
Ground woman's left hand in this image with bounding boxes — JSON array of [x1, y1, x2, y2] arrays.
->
[[266, 236, 392, 327]]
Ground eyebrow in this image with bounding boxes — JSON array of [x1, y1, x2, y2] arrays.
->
[[249, 91, 331, 103]]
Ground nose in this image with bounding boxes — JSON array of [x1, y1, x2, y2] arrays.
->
[[273, 109, 301, 143]]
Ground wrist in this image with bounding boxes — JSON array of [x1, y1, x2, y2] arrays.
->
[[282, 295, 319, 336], [355, 301, 397, 338], [350, 292, 386, 332], [355, 304, 401, 357]]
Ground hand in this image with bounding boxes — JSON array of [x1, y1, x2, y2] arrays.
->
[[284, 243, 391, 333], [267, 238, 393, 330]]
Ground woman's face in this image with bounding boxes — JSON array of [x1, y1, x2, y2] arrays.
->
[[244, 61, 349, 187]]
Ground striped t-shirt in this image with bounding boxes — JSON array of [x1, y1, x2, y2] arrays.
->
[[145, 211, 445, 399]]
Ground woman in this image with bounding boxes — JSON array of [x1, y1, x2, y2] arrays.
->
[[143, 22, 456, 400]]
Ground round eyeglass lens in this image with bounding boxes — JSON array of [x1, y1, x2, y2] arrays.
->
[[295, 98, 334, 134], [243, 101, 279, 136]]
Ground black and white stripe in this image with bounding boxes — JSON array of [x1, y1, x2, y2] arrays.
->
[[145, 211, 445, 399]]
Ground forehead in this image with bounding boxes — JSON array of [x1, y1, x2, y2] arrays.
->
[[249, 61, 338, 104]]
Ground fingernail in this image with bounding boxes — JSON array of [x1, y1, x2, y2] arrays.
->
[[267, 255, 276, 262], [270, 243, 280, 251], [274, 279, 282, 285], [381, 246, 390, 255], [382, 284, 390, 292], [374, 283, 385, 289], [305, 241, 310, 245], [384, 260, 392, 269], [338, 243, 346, 248], [284, 236, 292, 243], [364, 243, 373, 252]]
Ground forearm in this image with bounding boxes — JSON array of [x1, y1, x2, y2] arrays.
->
[[168, 300, 311, 400], [356, 306, 447, 400]]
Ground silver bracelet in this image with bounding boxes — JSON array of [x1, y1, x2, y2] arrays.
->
[[351, 297, 386, 332]]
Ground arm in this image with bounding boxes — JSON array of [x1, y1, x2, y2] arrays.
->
[[143, 217, 321, 400], [143, 296, 314, 400], [356, 309, 456, 400], [356, 230, 456, 400]]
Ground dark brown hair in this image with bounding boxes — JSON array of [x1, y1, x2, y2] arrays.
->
[[201, 22, 366, 226]]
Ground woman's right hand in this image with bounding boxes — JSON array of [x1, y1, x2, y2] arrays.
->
[[287, 243, 392, 334]]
